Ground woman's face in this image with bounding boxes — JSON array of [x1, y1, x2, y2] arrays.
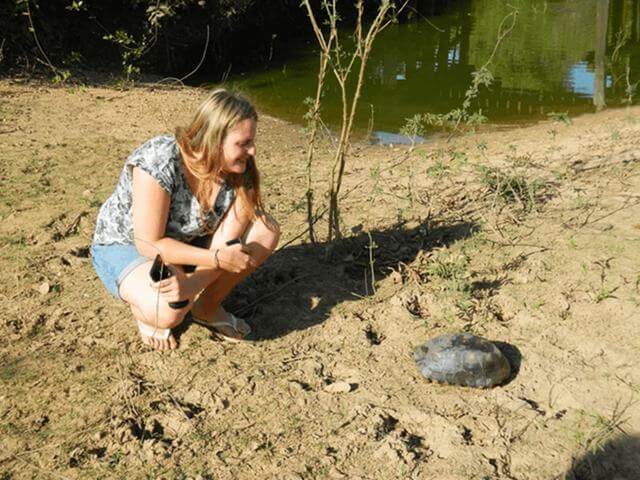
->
[[221, 118, 257, 175]]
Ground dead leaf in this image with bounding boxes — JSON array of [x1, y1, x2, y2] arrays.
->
[[310, 296, 321, 310]]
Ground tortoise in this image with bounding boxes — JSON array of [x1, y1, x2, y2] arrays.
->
[[413, 333, 511, 388]]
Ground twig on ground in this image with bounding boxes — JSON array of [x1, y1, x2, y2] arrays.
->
[[61, 211, 87, 238]]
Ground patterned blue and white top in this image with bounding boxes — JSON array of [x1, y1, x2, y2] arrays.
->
[[92, 135, 235, 246]]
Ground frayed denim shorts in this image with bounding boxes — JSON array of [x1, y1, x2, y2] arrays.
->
[[91, 244, 149, 300]]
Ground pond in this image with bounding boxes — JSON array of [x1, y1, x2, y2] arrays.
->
[[226, 0, 640, 139]]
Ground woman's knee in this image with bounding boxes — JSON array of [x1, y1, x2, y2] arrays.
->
[[257, 213, 280, 251]]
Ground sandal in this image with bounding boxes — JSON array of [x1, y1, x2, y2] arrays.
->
[[137, 320, 171, 339], [190, 308, 251, 343], [136, 320, 176, 350]]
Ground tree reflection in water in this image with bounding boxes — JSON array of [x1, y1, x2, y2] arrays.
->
[[233, 0, 640, 133]]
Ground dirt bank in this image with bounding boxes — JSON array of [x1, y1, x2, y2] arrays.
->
[[1, 78, 639, 479]]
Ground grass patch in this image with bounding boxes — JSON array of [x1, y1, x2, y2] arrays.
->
[[571, 399, 634, 458], [477, 166, 546, 212], [426, 159, 450, 179]]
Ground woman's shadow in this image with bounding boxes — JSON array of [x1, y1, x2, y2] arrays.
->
[[565, 434, 640, 479], [224, 218, 479, 340]]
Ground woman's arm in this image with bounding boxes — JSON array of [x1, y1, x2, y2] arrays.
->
[[131, 167, 218, 267], [132, 167, 255, 276]]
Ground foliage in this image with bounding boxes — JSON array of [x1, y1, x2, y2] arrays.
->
[[419, 67, 493, 131], [477, 165, 544, 213], [398, 113, 426, 146], [0, 0, 310, 80], [399, 8, 517, 137], [547, 111, 572, 125]]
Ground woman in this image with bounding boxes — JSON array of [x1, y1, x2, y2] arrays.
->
[[91, 89, 280, 350]]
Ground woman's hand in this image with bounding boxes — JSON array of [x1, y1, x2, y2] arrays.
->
[[151, 265, 199, 303], [216, 243, 256, 274]]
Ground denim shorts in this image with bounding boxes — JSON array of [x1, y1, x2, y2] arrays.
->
[[91, 236, 211, 300], [91, 243, 149, 300]]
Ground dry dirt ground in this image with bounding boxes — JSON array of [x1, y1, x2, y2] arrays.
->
[[1, 78, 639, 480]]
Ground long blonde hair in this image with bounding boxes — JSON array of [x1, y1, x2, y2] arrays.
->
[[175, 89, 262, 229]]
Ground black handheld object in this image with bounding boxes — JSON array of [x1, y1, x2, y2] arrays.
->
[[225, 238, 242, 246], [149, 255, 190, 309]]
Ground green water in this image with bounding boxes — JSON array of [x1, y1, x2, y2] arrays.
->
[[226, 0, 640, 138]]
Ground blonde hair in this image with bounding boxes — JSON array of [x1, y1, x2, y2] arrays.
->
[[175, 89, 262, 230]]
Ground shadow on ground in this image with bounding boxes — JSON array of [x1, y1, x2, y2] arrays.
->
[[494, 341, 522, 385], [224, 218, 479, 340], [564, 434, 640, 480]]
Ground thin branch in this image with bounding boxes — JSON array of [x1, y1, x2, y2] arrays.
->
[[24, 0, 60, 76], [179, 24, 211, 82]]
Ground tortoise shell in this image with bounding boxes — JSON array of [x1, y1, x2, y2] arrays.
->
[[414, 333, 511, 388]]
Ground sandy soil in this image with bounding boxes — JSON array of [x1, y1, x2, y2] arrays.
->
[[1, 78, 639, 479]]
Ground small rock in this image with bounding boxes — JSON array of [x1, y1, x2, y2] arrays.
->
[[323, 381, 352, 394], [33, 415, 49, 430], [37, 281, 50, 295]]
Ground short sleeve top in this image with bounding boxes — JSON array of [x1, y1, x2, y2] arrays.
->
[[92, 135, 235, 246]]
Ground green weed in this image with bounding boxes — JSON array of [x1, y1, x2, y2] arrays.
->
[[427, 254, 469, 283], [426, 160, 450, 178], [451, 150, 468, 166], [399, 113, 426, 142], [552, 168, 569, 181], [573, 400, 633, 454], [477, 166, 545, 212], [547, 111, 572, 125], [592, 285, 618, 303], [529, 298, 546, 310], [52, 69, 72, 84], [0, 234, 27, 246]]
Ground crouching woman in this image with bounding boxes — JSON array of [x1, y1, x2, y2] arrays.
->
[[90, 89, 279, 350]]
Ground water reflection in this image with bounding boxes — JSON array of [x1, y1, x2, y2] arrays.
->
[[566, 62, 613, 97], [228, 0, 640, 133]]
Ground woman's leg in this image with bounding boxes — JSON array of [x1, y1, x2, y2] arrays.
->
[[192, 212, 280, 322], [117, 198, 279, 350], [116, 198, 255, 350], [119, 260, 193, 350]]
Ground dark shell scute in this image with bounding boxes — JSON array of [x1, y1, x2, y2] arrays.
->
[[414, 333, 511, 388]]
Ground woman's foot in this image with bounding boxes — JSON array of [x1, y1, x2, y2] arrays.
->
[[137, 320, 178, 351], [190, 304, 251, 342]]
